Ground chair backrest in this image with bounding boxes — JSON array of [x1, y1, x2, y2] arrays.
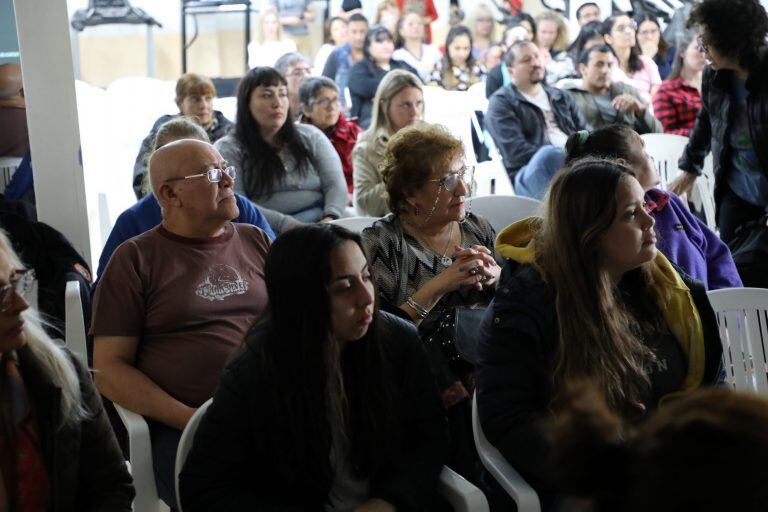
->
[[640, 133, 689, 188], [707, 288, 768, 395], [691, 177, 717, 231], [474, 160, 514, 197], [466, 195, 542, 233], [175, 398, 213, 511], [329, 216, 379, 233], [64, 280, 88, 366], [471, 394, 540, 511], [422, 87, 477, 164], [0, 157, 23, 192]]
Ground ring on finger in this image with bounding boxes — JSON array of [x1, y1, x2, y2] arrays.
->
[[480, 275, 489, 282], [468, 267, 479, 276]]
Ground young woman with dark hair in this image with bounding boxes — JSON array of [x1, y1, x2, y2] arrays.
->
[[476, 157, 724, 506], [634, 14, 674, 79], [179, 224, 447, 511], [348, 26, 419, 129], [429, 25, 484, 91], [214, 67, 348, 233], [564, 124, 741, 290], [602, 13, 661, 103]]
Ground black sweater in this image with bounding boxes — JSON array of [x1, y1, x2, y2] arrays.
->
[[474, 262, 724, 499], [179, 311, 448, 511]]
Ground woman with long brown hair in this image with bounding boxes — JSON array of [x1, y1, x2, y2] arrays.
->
[[475, 157, 723, 508]]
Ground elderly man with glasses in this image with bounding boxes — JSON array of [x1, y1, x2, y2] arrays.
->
[[91, 139, 272, 509]]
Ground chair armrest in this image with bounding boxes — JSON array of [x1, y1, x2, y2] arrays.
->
[[114, 403, 163, 511], [472, 394, 541, 511], [436, 466, 489, 512]]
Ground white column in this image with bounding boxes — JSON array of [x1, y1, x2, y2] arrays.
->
[[12, 0, 92, 266]]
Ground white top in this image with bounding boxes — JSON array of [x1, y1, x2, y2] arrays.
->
[[314, 43, 336, 74], [393, 44, 443, 82], [520, 87, 569, 148], [248, 39, 298, 68]]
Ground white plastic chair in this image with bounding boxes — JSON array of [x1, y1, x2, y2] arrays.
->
[[465, 195, 542, 233], [423, 87, 478, 164], [472, 394, 541, 511], [174, 399, 490, 512], [474, 160, 514, 197], [212, 96, 237, 123], [329, 216, 380, 233], [640, 133, 689, 188], [114, 404, 170, 512], [0, 157, 22, 192], [691, 177, 717, 231], [707, 288, 768, 395], [64, 280, 88, 366]]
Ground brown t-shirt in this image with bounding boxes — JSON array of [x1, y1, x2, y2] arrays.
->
[[0, 106, 29, 158], [91, 222, 270, 407]]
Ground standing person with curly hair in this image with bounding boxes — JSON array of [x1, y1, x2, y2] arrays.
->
[[668, 0, 768, 265]]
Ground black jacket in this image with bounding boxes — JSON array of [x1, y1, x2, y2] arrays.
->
[[179, 311, 447, 511], [679, 51, 768, 208], [19, 346, 134, 511], [485, 84, 586, 179], [474, 262, 724, 497], [348, 60, 420, 130]]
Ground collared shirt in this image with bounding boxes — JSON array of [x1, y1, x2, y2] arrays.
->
[[652, 76, 702, 137]]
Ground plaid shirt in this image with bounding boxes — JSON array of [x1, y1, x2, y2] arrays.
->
[[652, 76, 702, 137]]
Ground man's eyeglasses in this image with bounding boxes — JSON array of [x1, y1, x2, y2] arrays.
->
[[428, 166, 475, 192], [312, 97, 341, 109], [0, 269, 34, 312], [165, 166, 237, 184]]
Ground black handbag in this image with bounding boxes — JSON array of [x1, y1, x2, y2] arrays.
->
[[424, 305, 487, 366], [728, 212, 768, 288]]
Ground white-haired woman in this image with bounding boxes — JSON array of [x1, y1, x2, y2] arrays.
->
[[0, 230, 134, 510], [352, 69, 424, 217]]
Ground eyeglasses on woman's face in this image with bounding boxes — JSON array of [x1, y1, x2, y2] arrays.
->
[[165, 166, 237, 184], [0, 269, 33, 313], [312, 96, 341, 109], [428, 165, 475, 192]]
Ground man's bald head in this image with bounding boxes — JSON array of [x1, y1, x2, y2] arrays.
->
[[148, 139, 221, 197], [0, 63, 23, 101]]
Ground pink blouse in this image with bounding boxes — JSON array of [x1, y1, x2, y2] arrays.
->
[[611, 54, 661, 103]]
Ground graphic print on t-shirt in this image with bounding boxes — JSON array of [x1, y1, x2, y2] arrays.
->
[[196, 264, 250, 302]]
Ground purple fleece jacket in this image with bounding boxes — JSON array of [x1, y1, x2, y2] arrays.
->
[[647, 188, 742, 290]]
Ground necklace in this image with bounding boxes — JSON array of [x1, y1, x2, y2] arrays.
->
[[416, 221, 457, 266]]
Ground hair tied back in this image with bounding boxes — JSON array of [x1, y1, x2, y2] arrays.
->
[[578, 130, 589, 148]]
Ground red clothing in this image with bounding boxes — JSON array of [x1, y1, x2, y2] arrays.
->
[[396, 0, 438, 43], [652, 76, 702, 137], [304, 113, 361, 194]]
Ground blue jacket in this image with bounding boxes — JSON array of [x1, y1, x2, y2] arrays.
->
[[96, 193, 274, 279]]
